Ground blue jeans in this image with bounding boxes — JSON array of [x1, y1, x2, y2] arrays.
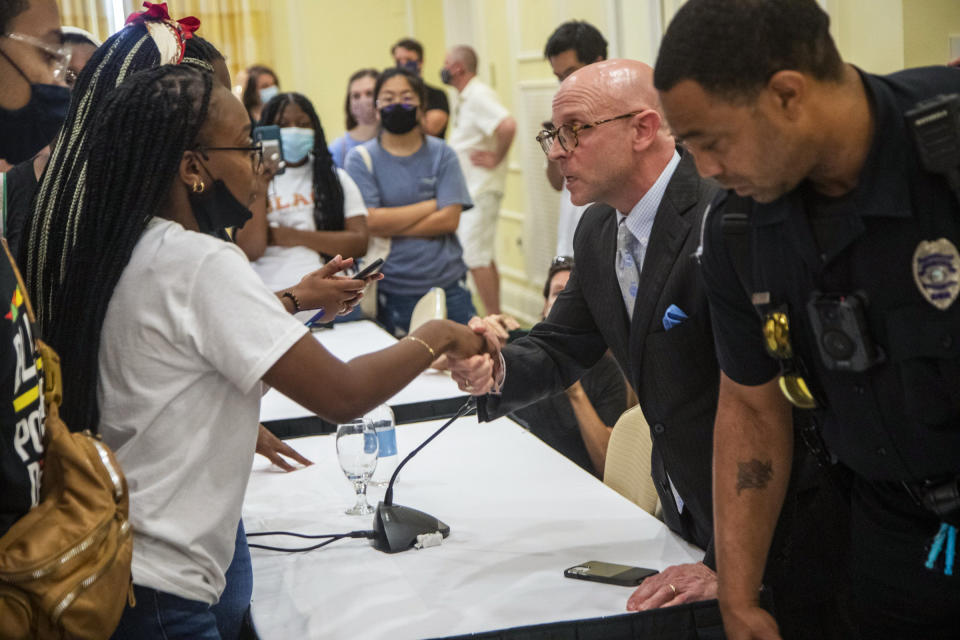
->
[[111, 586, 220, 640], [112, 521, 251, 640], [377, 277, 476, 337], [211, 520, 252, 640]]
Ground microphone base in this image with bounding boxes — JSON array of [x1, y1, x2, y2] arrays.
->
[[371, 502, 450, 553]]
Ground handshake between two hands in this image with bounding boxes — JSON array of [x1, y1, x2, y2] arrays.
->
[[442, 314, 519, 396]]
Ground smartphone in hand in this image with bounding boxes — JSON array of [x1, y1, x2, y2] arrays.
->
[[353, 257, 384, 281], [564, 561, 659, 587], [253, 125, 286, 175]]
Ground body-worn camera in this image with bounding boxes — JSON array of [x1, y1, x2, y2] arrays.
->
[[806, 292, 884, 372]]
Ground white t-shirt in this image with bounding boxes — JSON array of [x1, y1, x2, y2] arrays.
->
[[97, 218, 308, 604], [448, 77, 510, 195], [253, 163, 367, 293]]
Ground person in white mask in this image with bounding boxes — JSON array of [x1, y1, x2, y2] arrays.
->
[[241, 63, 278, 123], [329, 68, 379, 169], [237, 91, 370, 317]]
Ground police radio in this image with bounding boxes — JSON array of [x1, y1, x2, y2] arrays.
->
[[806, 292, 884, 372], [906, 93, 960, 205]]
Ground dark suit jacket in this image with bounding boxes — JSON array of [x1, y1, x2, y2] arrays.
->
[[479, 153, 720, 559]]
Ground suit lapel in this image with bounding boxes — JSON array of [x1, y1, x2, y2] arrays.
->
[[628, 154, 699, 364], [583, 206, 634, 379]]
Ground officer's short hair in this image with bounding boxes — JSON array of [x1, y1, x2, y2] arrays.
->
[[544, 21, 607, 64], [654, 0, 844, 101]]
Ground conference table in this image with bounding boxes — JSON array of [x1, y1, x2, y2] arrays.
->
[[247, 320, 713, 639], [243, 417, 705, 639]]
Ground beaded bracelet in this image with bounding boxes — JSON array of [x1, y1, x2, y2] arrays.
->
[[281, 290, 301, 313]]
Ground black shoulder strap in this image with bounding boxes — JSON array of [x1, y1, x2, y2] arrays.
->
[[719, 193, 754, 298]]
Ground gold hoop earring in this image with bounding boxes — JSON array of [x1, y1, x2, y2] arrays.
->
[[193, 181, 205, 194]]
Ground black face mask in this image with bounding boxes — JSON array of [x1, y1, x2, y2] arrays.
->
[[188, 179, 252, 240], [379, 104, 418, 135], [0, 49, 71, 164]]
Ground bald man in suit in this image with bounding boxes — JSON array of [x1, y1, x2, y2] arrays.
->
[[448, 59, 854, 638]]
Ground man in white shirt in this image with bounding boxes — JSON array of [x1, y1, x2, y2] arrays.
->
[[443, 45, 516, 315]]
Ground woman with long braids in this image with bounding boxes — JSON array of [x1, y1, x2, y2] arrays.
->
[[30, 64, 491, 637], [238, 92, 370, 303]]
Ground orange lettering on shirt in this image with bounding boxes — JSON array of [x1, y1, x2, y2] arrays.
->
[[293, 193, 312, 208]]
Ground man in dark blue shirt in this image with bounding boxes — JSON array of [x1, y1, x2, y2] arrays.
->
[[656, 1, 960, 638]]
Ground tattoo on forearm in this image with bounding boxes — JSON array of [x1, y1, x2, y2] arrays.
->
[[736, 459, 773, 495]]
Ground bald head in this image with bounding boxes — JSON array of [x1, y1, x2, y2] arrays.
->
[[556, 59, 664, 130], [549, 59, 676, 212], [448, 45, 478, 74]]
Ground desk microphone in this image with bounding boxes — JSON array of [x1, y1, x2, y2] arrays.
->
[[371, 397, 475, 553]]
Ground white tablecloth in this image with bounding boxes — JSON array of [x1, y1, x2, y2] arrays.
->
[[259, 321, 463, 422], [243, 417, 703, 639]]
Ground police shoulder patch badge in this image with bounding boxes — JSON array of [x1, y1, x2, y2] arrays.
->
[[913, 238, 960, 310]]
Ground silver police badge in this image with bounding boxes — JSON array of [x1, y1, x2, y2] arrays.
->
[[913, 238, 960, 310]]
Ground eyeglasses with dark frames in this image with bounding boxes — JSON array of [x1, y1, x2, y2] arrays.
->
[[536, 111, 643, 155], [195, 143, 264, 173]]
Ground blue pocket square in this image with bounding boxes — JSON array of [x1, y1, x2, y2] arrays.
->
[[662, 304, 688, 331]]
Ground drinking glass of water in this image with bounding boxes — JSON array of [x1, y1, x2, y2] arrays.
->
[[367, 405, 398, 487], [336, 420, 378, 515]]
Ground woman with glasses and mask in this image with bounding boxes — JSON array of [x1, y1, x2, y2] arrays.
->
[[345, 67, 476, 336], [27, 63, 490, 638], [2, 25, 101, 260]]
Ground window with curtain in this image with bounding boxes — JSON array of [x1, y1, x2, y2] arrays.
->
[[173, 0, 274, 85], [56, 0, 115, 40], [56, 0, 273, 85]]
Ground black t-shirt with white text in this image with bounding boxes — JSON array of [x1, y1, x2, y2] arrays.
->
[[0, 246, 44, 537]]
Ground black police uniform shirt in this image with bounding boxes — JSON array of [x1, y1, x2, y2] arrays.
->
[[0, 245, 44, 536], [701, 66, 960, 484]]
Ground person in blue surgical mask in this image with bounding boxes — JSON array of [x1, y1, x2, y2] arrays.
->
[[241, 64, 278, 124], [238, 92, 370, 319]]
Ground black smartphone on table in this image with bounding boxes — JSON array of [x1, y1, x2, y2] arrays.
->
[[564, 561, 659, 587], [253, 124, 286, 175], [353, 258, 384, 281]]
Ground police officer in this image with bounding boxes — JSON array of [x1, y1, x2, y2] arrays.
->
[[654, 1, 960, 639]]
